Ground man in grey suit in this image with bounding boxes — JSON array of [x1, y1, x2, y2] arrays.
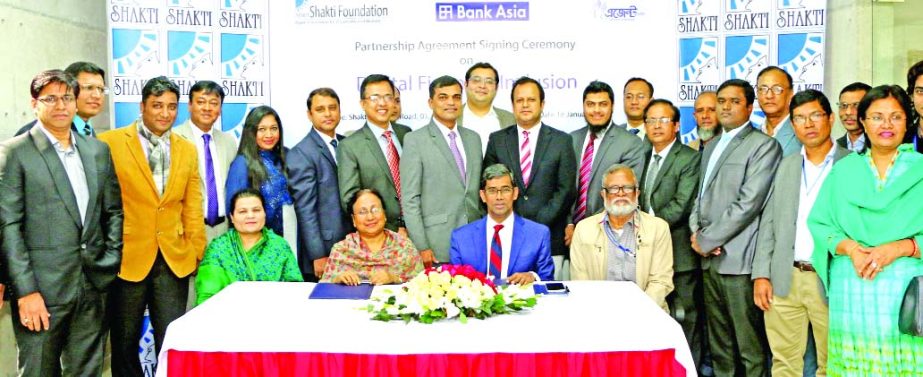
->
[[338, 74, 412, 236], [401, 76, 484, 264], [690, 79, 781, 377], [173, 81, 237, 241], [0, 70, 123, 376], [289, 88, 350, 281], [458, 62, 516, 153], [757, 66, 802, 157], [566, 81, 646, 262], [754, 90, 848, 377], [638, 99, 703, 371]]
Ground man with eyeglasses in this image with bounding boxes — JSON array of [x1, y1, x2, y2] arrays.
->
[[16, 62, 108, 138], [570, 163, 674, 310], [688, 92, 720, 152], [754, 89, 847, 377], [401, 76, 484, 267], [0, 69, 123, 376], [637, 99, 704, 369], [835, 82, 871, 154], [448, 164, 553, 284], [690, 79, 781, 377], [458, 62, 516, 153], [756, 66, 802, 157], [618, 77, 654, 138], [338, 74, 412, 238]]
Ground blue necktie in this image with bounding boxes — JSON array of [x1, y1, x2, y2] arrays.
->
[[629, 128, 640, 135], [203, 134, 219, 226]]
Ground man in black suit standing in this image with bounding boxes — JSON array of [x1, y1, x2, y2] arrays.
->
[[835, 82, 871, 153], [484, 77, 576, 269], [289, 88, 350, 281], [0, 69, 123, 376]]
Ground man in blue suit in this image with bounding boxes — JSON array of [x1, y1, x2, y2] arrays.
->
[[288, 88, 350, 281], [449, 163, 554, 283]]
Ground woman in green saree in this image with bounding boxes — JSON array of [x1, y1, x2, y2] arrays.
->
[[809, 85, 923, 375], [196, 188, 303, 305]]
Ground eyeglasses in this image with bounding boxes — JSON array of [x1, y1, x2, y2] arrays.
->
[[484, 186, 514, 196], [624, 94, 648, 102], [602, 185, 637, 195], [792, 112, 827, 126], [36, 95, 76, 106], [365, 94, 394, 104], [468, 76, 497, 86], [355, 206, 383, 217], [79, 84, 109, 96], [865, 113, 906, 125], [644, 117, 673, 126], [757, 85, 786, 96], [837, 102, 859, 111]]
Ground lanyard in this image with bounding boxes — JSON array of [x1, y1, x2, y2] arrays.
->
[[801, 157, 832, 195], [603, 211, 640, 257]]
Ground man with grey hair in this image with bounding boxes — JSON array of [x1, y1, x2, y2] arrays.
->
[[570, 164, 674, 310], [448, 163, 554, 283]]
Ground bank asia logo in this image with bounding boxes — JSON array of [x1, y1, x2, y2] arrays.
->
[[436, 2, 529, 22], [778, 33, 824, 83], [678, 106, 699, 144], [725, 35, 768, 84], [221, 33, 263, 80], [679, 37, 719, 84], [112, 29, 160, 77], [168, 31, 213, 78], [221, 103, 259, 139]]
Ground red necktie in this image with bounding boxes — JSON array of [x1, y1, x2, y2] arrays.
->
[[489, 224, 504, 278], [383, 130, 401, 200]]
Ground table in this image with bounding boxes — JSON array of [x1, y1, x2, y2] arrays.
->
[[157, 281, 695, 376]]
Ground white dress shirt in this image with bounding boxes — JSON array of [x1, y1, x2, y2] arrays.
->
[[485, 214, 516, 279], [190, 124, 226, 217], [625, 122, 646, 139], [793, 144, 836, 262], [315, 129, 338, 164], [39, 123, 88, 224], [367, 122, 403, 158], [463, 105, 501, 155], [517, 123, 542, 167]]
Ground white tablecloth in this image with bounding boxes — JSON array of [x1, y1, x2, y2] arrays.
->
[[157, 281, 695, 376]]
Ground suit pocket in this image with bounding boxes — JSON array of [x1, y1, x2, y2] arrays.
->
[[423, 213, 448, 226]]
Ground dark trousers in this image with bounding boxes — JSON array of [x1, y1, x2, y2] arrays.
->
[[11, 275, 108, 377], [703, 267, 769, 377], [110, 253, 189, 377], [668, 269, 707, 374]]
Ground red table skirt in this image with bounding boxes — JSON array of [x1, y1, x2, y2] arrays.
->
[[167, 349, 687, 376]]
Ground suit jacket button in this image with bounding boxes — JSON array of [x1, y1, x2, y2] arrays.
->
[[157, 231, 163, 235], [523, 195, 528, 200], [158, 207, 164, 211]]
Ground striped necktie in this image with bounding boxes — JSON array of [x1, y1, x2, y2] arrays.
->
[[573, 132, 596, 223], [520, 130, 532, 186], [489, 224, 504, 278]]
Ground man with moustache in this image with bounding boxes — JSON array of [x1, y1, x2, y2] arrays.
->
[[566, 81, 646, 278], [484, 77, 576, 275], [757, 66, 802, 157], [638, 99, 703, 369], [99, 76, 206, 376], [835, 82, 871, 153], [618, 77, 654, 138], [688, 91, 719, 152], [458, 62, 516, 152], [401, 76, 483, 264], [754, 89, 848, 377], [570, 164, 674, 311], [690, 79, 781, 376], [17, 62, 108, 138], [288, 88, 350, 281]]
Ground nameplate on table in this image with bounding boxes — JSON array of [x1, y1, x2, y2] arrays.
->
[[308, 283, 374, 300]]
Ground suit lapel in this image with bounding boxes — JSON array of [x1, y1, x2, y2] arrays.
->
[[591, 125, 618, 187], [125, 124, 159, 196], [507, 215, 527, 276], [460, 128, 481, 189], [75, 135, 99, 230], [161, 132, 186, 202], [651, 144, 679, 193], [704, 126, 750, 192], [309, 129, 336, 166], [526, 125, 551, 188], [504, 127, 526, 189], [30, 127, 81, 228], [361, 124, 395, 186], [473, 218, 489, 275]]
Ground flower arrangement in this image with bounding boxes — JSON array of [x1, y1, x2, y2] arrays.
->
[[366, 264, 538, 324]]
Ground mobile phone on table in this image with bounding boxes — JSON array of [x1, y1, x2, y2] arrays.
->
[[544, 282, 569, 294]]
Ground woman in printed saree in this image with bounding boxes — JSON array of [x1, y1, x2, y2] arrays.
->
[[322, 189, 423, 285], [809, 85, 923, 375], [196, 189, 302, 305]]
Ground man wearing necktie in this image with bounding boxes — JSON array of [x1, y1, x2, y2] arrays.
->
[[401, 76, 484, 266], [288, 88, 350, 281], [484, 77, 576, 276], [15, 62, 107, 138]]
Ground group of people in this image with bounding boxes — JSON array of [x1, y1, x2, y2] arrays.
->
[[0, 58, 922, 377]]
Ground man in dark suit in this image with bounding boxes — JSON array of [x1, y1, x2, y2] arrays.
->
[[690, 79, 781, 376], [0, 69, 123, 376], [449, 164, 554, 283], [16, 62, 107, 138], [835, 82, 871, 153], [484, 77, 576, 271], [289, 88, 350, 281], [637, 99, 703, 371], [338, 74, 412, 238]]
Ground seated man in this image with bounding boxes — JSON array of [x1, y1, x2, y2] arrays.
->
[[449, 163, 554, 284], [570, 163, 674, 311]]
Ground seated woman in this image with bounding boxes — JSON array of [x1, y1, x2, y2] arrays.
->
[[196, 189, 303, 305], [322, 189, 422, 285]]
